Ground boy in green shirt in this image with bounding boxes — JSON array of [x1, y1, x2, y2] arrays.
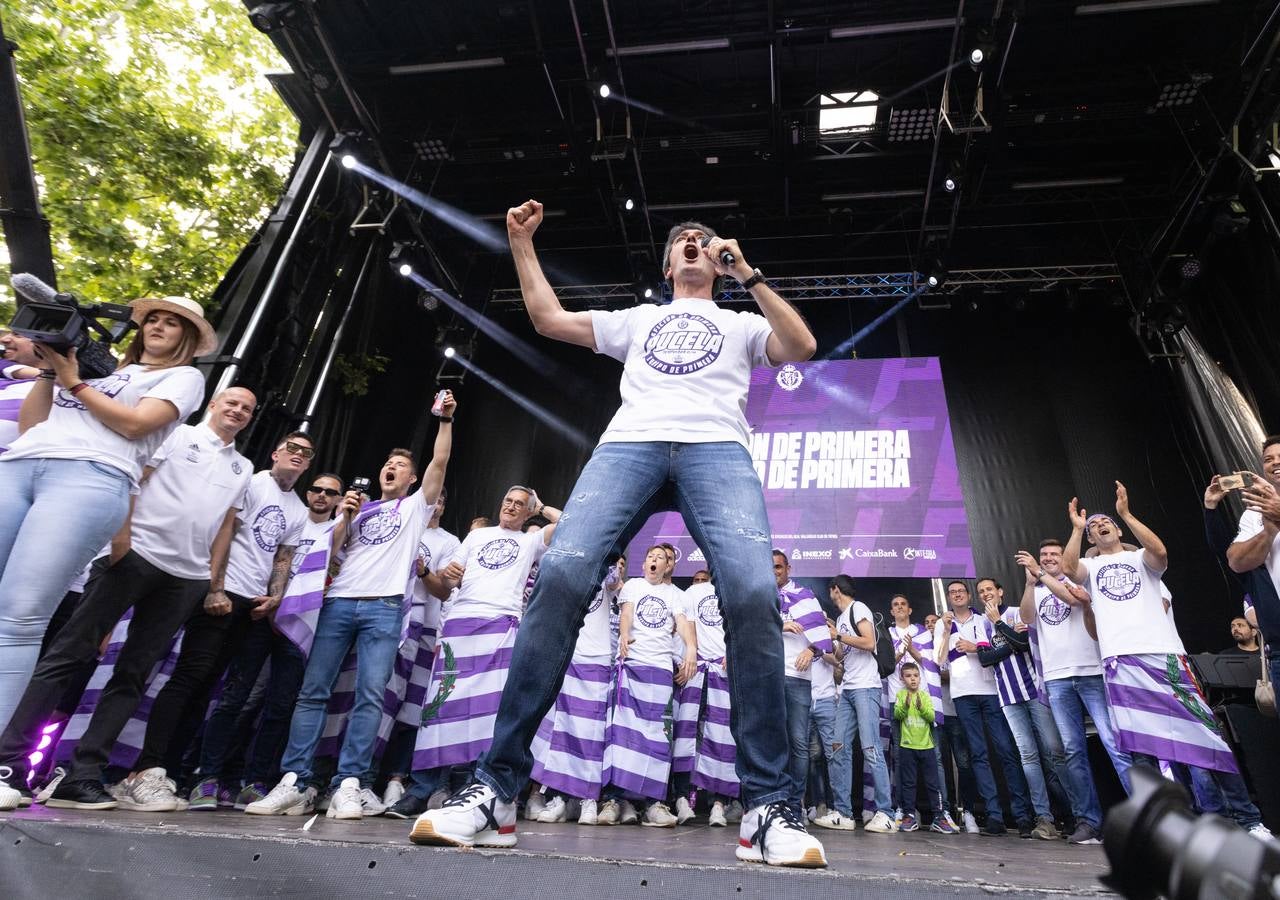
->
[[893, 663, 956, 833]]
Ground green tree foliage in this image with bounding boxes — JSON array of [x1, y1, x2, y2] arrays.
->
[[0, 0, 297, 317]]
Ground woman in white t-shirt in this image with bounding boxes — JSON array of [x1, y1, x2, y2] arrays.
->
[[0, 296, 213, 733]]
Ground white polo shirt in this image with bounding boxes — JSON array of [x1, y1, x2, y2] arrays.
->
[[223, 470, 308, 598], [130, 423, 253, 580], [935, 611, 998, 699]]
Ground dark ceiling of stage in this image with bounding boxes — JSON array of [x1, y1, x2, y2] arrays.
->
[[255, 0, 1272, 302]]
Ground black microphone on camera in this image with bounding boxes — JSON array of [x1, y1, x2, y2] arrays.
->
[[700, 235, 735, 269]]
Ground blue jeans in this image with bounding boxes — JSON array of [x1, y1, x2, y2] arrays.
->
[[830, 687, 891, 816], [1003, 699, 1071, 819], [199, 617, 306, 784], [279, 596, 402, 787], [940, 715, 976, 814], [1046, 675, 1133, 828], [0, 457, 131, 731], [783, 676, 812, 811], [1187, 765, 1263, 829], [474, 441, 788, 808], [953, 693, 1035, 826], [807, 696, 837, 808]]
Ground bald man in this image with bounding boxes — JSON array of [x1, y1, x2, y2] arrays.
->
[[0, 388, 257, 810]]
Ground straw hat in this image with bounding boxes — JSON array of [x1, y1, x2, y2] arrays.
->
[[129, 296, 218, 357]]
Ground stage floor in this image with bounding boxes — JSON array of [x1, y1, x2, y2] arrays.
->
[[1, 804, 1116, 899]]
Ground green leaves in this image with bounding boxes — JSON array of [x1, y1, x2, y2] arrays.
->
[[1, 0, 296, 309]]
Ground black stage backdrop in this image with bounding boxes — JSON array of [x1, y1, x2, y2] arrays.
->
[[332, 289, 1241, 653]]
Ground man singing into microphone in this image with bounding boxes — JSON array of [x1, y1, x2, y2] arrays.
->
[[411, 202, 825, 867]]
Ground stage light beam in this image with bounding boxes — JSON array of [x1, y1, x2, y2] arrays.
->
[[624, 198, 635, 211], [449, 352, 593, 451], [341, 154, 357, 169], [444, 346, 456, 358], [599, 83, 612, 98], [398, 263, 413, 277]]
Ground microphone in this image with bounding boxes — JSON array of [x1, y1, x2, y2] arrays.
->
[[700, 235, 736, 269], [11, 272, 59, 304]]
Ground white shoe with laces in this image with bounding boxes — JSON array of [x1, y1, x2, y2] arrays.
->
[[1249, 822, 1275, 843], [358, 785, 385, 816], [864, 810, 898, 833], [674, 796, 695, 824], [536, 794, 568, 823], [709, 800, 727, 827], [813, 810, 857, 831], [642, 802, 678, 827], [381, 779, 405, 809], [596, 799, 620, 825], [118, 767, 180, 812], [409, 782, 517, 847], [578, 798, 598, 825], [736, 801, 827, 868], [962, 809, 980, 834], [524, 788, 546, 821], [0, 766, 20, 811], [326, 777, 364, 820], [245, 773, 316, 816]]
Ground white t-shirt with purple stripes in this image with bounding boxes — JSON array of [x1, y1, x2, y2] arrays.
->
[[987, 607, 1037, 706], [780, 580, 833, 681]]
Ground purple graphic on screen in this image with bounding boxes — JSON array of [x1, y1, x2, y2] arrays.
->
[[626, 357, 977, 577]]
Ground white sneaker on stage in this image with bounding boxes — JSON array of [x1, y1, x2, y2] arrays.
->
[[864, 811, 898, 834], [674, 796, 695, 824], [962, 809, 980, 834], [642, 802, 678, 827], [536, 795, 567, 823], [245, 773, 316, 816], [524, 788, 547, 821], [326, 777, 363, 820], [736, 802, 827, 868], [596, 798, 621, 825], [708, 800, 727, 827], [380, 779, 405, 810], [358, 785, 386, 816], [813, 810, 857, 831], [0, 767, 20, 811], [578, 799, 598, 825], [409, 783, 517, 848], [118, 768, 180, 812]]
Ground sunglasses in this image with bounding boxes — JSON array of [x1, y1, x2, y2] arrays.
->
[[282, 440, 315, 459], [307, 486, 341, 497]]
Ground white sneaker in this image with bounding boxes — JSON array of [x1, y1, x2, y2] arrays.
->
[[524, 787, 546, 821], [725, 800, 744, 823], [813, 810, 857, 831], [427, 788, 449, 810], [359, 786, 385, 816], [35, 767, 65, 805], [864, 810, 898, 833], [409, 783, 517, 847], [578, 798, 598, 825], [536, 794, 568, 823], [245, 773, 316, 816], [118, 768, 180, 812], [381, 779, 405, 809], [642, 801, 678, 827], [1248, 823, 1275, 842], [736, 801, 827, 868], [962, 809, 980, 834], [0, 766, 20, 811], [596, 798, 621, 825], [326, 777, 364, 820], [674, 796, 695, 824], [709, 800, 727, 827], [619, 799, 639, 824], [861, 809, 874, 826]]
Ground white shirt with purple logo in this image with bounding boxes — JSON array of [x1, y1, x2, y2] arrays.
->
[[445, 525, 549, 620], [685, 581, 725, 662], [836, 600, 881, 691], [619, 578, 684, 668], [223, 470, 308, 598], [590, 297, 774, 448], [1, 363, 204, 490], [327, 493, 436, 599], [1033, 577, 1102, 679], [1080, 548, 1185, 659], [576, 574, 620, 660], [290, 517, 332, 577]]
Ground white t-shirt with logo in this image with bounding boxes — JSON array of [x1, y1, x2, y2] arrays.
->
[[685, 582, 725, 662], [591, 298, 774, 448], [1080, 549, 1186, 659], [1033, 578, 1102, 679], [446, 525, 549, 620], [837, 601, 882, 691], [223, 470, 308, 598], [669, 585, 694, 663], [811, 655, 837, 702], [935, 611, 998, 699], [619, 578, 684, 668], [129, 423, 253, 580], [2, 364, 205, 489], [327, 493, 436, 599], [576, 576, 619, 659], [290, 517, 333, 577]]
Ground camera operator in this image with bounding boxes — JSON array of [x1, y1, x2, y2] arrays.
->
[[0, 297, 212, 735]]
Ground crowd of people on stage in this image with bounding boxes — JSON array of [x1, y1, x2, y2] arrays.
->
[[0, 212, 1273, 865]]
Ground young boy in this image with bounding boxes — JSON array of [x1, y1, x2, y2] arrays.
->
[[893, 662, 957, 833]]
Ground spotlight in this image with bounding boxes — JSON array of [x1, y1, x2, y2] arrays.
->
[[643, 287, 653, 298], [444, 346, 456, 359], [398, 263, 413, 277], [927, 273, 941, 288], [247, 1, 296, 33], [944, 160, 964, 193], [968, 47, 985, 67], [1178, 256, 1202, 280], [599, 83, 612, 98], [388, 241, 416, 277], [967, 29, 996, 71], [1210, 197, 1249, 235], [624, 197, 635, 211], [418, 291, 439, 312], [341, 154, 357, 169], [330, 132, 363, 168], [924, 262, 947, 289]]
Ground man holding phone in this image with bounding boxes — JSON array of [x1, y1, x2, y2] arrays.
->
[[1226, 437, 1280, 655]]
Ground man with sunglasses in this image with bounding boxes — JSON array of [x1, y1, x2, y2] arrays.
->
[[112, 431, 316, 810], [188, 471, 343, 810]]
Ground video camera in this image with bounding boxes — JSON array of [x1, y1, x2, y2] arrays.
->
[[9, 273, 137, 381]]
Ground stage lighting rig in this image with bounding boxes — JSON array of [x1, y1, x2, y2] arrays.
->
[[247, 1, 298, 34], [330, 132, 364, 169], [968, 28, 996, 70], [1211, 197, 1250, 235], [598, 83, 612, 99], [388, 242, 415, 277], [943, 160, 964, 193]]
